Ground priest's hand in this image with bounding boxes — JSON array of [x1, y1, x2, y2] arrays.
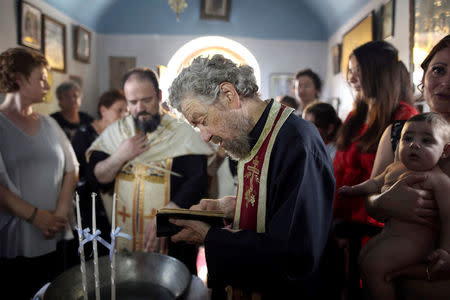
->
[[94, 134, 150, 184], [34, 209, 68, 239], [116, 133, 150, 163], [218, 196, 236, 219], [192, 196, 236, 219], [170, 219, 210, 245]]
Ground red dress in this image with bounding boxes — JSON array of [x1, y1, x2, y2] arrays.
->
[[333, 101, 418, 226]]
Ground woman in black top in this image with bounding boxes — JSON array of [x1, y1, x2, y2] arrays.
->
[[72, 89, 128, 255], [51, 81, 93, 141]]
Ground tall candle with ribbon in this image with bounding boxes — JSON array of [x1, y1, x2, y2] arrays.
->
[[111, 193, 117, 300], [92, 193, 100, 300], [75, 193, 88, 300]]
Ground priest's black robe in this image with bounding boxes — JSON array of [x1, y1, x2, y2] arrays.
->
[[205, 100, 335, 298]]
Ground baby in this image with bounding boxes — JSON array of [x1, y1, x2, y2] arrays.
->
[[339, 112, 450, 300]]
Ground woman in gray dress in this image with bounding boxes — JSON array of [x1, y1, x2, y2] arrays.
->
[[0, 47, 78, 299]]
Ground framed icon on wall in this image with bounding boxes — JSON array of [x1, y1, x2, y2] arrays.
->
[[200, 0, 231, 21], [19, 1, 42, 51], [74, 25, 91, 63], [43, 15, 66, 73], [341, 12, 374, 77]]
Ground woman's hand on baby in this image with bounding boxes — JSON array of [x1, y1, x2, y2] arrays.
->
[[382, 174, 437, 227], [428, 248, 450, 280]]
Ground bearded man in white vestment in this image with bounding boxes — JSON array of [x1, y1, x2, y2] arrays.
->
[[86, 68, 212, 273]]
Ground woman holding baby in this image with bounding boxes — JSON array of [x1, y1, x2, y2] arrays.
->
[[366, 35, 450, 299]]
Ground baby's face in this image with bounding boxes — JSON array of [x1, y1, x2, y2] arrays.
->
[[398, 121, 447, 171]]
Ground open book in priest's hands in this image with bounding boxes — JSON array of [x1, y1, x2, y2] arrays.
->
[[156, 208, 226, 237]]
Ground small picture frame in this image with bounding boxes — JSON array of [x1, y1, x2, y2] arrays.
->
[[381, 0, 395, 39], [200, 0, 231, 21], [410, 0, 449, 92], [341, 12, 374, 77], [74, 25, 91, 63], [332, 44, 342, 75], [19, 1, 42, 51], [109, 56, 136, 90], [269, 73, 295, 100], [43, 15, 66, 73]]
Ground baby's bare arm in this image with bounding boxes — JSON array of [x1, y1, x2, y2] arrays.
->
[[339, 165, 392, 197], [339, 179, 380, 197]]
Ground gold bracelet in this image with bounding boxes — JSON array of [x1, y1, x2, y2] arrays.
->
[[426, 266, 431, 281], [26, 207, 38, 224]]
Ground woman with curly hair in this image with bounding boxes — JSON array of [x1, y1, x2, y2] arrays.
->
[[0, 47, 78, 299]]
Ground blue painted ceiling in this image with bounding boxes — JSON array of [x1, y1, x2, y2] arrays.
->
[[42, 0, 371, 40]]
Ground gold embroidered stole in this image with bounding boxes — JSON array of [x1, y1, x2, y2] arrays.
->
[[112, 159, 172, 251], [233, 101, 293, 232]]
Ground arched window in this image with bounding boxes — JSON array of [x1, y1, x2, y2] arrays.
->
[[160, 36, 261, 101]]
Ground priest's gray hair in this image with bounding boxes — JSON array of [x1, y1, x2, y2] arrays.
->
[[168, 54, 259, 111]]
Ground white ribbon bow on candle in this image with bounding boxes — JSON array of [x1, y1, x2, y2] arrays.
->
[[77, 228, 112, 260], [109, 227, 132, 260]]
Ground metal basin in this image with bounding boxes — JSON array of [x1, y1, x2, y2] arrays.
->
[[44, 252, 191, 300]]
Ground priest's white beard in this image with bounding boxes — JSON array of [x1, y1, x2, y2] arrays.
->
[[218, 110, 252, 161]]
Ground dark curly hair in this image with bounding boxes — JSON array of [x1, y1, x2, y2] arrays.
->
[[97, 89, 126, 118], [0, 47, 48, 93]]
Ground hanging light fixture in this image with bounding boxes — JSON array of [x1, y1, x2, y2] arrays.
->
[[169, 0, 188, 22]]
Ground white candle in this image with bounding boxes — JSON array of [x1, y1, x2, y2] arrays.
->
[[75, 193, 88, 300], [92, 193, 100, 300], [111, 193, 117, 300], [112, 193, 116, 230]]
